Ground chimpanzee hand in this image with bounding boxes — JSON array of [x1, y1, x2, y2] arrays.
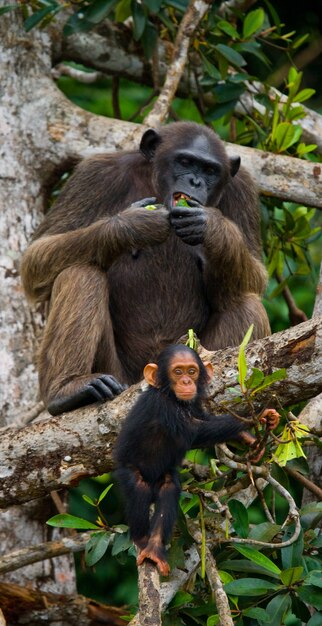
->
[[170, 200, 207, 245], [129, 197, 159, 210], [48, 375, 127, 416], [121, 200, 170, 248]]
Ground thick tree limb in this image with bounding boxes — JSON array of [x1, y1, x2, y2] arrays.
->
[[0, 582, 127, 626], [0, 317, 321, 509]]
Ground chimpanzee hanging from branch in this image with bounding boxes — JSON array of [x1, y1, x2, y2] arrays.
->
[[114, 344, 280, 576], [20, 121, 270, 415]]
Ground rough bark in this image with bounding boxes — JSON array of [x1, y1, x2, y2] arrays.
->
[[0, 582, 127, 626]]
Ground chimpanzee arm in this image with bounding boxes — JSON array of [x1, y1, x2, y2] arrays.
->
[[21, 207, 169, 302], [202, 207, 268, 296], [192, 413, 247, 448]]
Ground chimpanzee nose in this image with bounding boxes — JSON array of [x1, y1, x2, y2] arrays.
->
[[189, 175, 201, 187]]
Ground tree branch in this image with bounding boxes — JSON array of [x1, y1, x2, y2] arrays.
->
[[129, 546, 201, 626], [144, 0, 212, 127], [0, 317, 321, 508], [0, 533, 91, 575], [205, 547, 234, 626], [0, 582, 127, 626]]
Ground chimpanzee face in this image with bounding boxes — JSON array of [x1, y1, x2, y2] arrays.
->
[[140, 126, 240, 210], [169, 135, 224, 208]]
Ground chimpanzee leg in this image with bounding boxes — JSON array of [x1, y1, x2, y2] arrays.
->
[[114, 467, 153, 548], [38, 265, 125, 415], [136, 470, 181, 576], [201, 293, 270, 350]]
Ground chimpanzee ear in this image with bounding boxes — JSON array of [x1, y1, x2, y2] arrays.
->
[[143, 363, 159, 387], [204, 362, 214, 383], [140, 129, 161, 161], [229, 155, 241, 177]]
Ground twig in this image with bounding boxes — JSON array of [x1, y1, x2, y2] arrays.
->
[[112, 77, 121, 119], [0, 533, 91, 574], [215, 445, 301, 549], [205, 547, 234, 626], [284, 466, 322, 500], [275, 272, 308, 326], [52, 63, 104, 83], [144, 0, 212, 127]]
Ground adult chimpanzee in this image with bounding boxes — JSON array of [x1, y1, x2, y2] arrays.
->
[[114, 344, 280, 576], [20, 121, 270, 416]]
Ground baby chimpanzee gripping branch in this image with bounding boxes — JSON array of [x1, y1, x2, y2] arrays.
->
[[114, 344, 279, 576]]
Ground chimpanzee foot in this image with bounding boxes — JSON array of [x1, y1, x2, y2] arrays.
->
[[137, 547, 170, 576], [47, 374, 127, 415]]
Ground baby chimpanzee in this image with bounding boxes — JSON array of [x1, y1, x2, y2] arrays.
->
[[114, 344, 279, 576]]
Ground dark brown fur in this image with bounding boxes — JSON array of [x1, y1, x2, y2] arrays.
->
[[20, 121, 270, 413]]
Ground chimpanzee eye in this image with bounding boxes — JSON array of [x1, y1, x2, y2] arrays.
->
[[188, 368, 197, 376], [174, 368, 183, 375], [178, 157, 191, 168]]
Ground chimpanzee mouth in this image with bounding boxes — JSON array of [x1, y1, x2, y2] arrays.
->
[[173, 192, 194, 206]]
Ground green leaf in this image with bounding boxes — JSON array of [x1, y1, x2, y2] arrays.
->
[[242, 607, 270, 621], [243, 8, 265, 38], [24, 4, 58, 31], [213, 83, 245, 103], [207, 616, 220, 626], [265, 593, 291, 625], [280, 566, 304, 586], [248, 522, 281, 543], [82, 494, 96, 507], [238, 324, 253, 392], [295, 88, 315, 103], [141, 21, 158, 59], [205, 101, 236, 121], [281, 528, 304, 570], [307, 612, 322, 626], [98, 482, 113, 504], [224, 577, 280, 596], [245, 367, 264, 389], [274, 123, 302, 152], [250, 368, 287, 395], [217, 20, 239, 39], [85, 531, 111, 566], [143, 0, 162, 11], [234, 546, 281, 575], [115, 0, 131, 21], [0, 5, 18, 16], [83, 0, 117, 23], [297, 586, 322, 610], [132, 0, 147, 41], [46, 513, 100, 530], [215, 43, 247, 68], [304, 570, 322, 588], [228, 500, 249, 538], [111, 531, 132, 556], [169, 591, 194, 609], [63, 12, 93, 36], [221, 559, 280, 578]]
